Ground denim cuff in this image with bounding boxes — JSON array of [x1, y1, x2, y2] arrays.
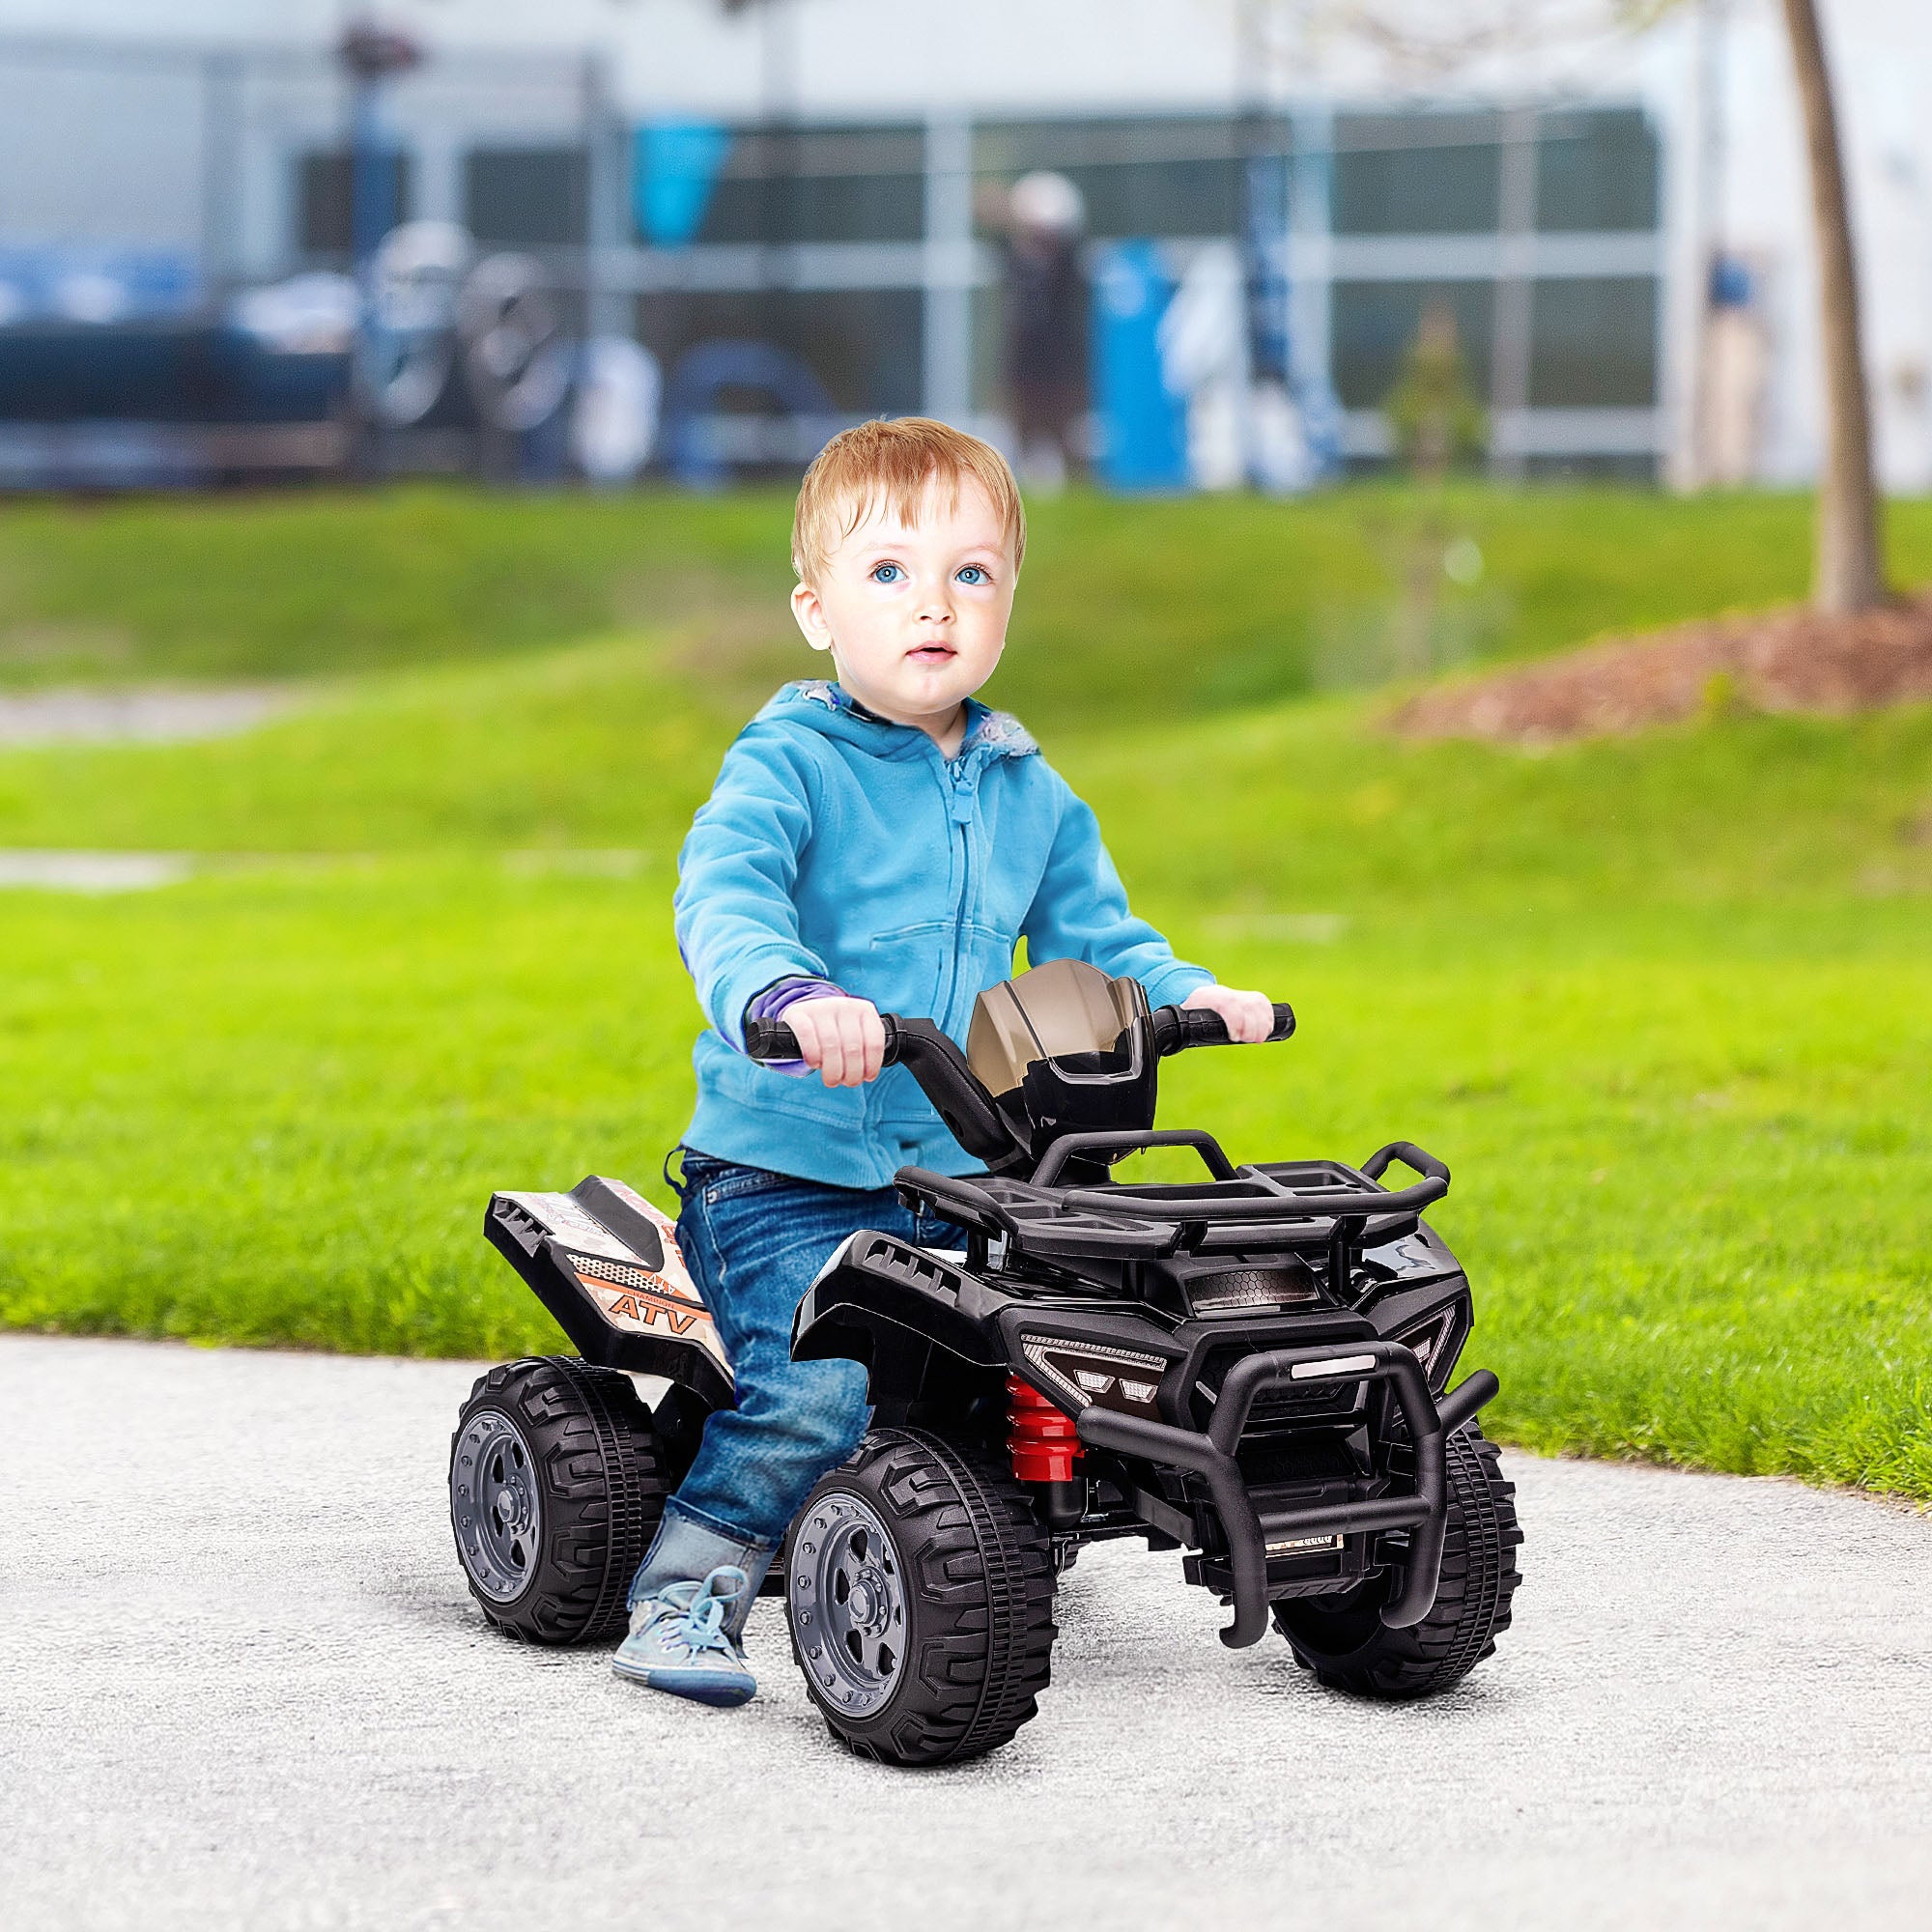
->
[[629, 1498, 776, 1638]]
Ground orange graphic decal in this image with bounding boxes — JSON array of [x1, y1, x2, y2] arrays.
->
[[579, 1272, 717, 1343]]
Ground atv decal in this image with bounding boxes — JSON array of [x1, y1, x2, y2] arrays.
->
[[560, 1179, 730, 1384], [570, 1253, 715, 1348]]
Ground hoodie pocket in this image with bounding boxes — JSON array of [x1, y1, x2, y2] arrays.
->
[[866, 922, 952, 1021]]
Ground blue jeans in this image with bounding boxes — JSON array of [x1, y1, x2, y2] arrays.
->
[[658, 1151, 963, 1552]]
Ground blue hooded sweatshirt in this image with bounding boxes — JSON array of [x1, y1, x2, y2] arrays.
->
[[675, 680, 1211, 1188]]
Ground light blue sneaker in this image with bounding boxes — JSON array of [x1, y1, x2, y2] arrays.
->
[[611, 1566, 756, 1707]]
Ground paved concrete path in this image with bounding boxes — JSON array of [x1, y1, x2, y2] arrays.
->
[[0, 686, 289, 747], [6, 1333, 1930, 1931]]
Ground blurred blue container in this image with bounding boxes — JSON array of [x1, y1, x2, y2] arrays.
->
[[1091, 240, 1185, 493], [634, 121, 733, 248]]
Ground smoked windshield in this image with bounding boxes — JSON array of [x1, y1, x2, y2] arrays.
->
[[966, 958, 1144, 1097]]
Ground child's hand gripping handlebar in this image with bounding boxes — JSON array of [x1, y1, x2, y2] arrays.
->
[[744, 1012, 909, 1066]]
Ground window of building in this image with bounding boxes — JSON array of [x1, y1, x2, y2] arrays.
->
[[465, 148, 587, 248], [1332, 113, 1502, 236], [974, 117, 1269, 240], [298, 150, 413, 257], [685, 126, 925, 245], [1330, 280, 1496, 411], [1535, 109, 1660, 233], [1527, 276, 1657, 406], [636, 287, 923, 417]]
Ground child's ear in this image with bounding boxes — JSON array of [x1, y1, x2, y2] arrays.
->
[[790, 582, 835, 653]]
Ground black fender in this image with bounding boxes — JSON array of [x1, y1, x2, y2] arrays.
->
[[791, 1231, 1010, 1399]]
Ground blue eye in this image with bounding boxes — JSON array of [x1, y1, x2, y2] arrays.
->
[[869, 562, 904, 584], [956, 565, 989, 585]]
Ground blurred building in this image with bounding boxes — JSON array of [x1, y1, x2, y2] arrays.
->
[[0, 0, 1928, 492]]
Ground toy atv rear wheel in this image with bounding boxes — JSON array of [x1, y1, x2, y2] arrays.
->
[[449, 1356, 668, 1644], [784, 1428, 1057, 1767], [1274, 1423, 1522, 1699]]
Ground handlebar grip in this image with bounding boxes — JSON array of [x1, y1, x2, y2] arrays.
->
[[1154, 1001, 1297, 1054], [743, 1018, 801, 1062], [744, 1014, 907, 1065]]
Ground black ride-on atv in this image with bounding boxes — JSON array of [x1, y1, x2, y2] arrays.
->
[[449, 958, 1522, 1766]]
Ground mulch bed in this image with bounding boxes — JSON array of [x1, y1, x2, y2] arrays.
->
[[1387, 592, 1932, 746]]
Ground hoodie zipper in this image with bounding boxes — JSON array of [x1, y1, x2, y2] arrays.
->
[[937, 736, 981, 1035]]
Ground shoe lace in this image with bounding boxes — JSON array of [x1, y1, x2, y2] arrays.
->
[[644, 1565, 748, 1662]]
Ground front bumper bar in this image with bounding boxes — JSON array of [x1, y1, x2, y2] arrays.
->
[[1074, 1340, 1498, 1649]]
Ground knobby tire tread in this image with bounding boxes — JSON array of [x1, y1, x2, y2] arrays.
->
[[1274, 1424, 1522, 1700], [450, 1355, 668, 1646], [789, 1427, 1058, 1768]]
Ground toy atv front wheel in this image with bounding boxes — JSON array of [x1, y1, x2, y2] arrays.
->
[[785, 1429, 1058, 1767], [1274, 1424, 1522, 1699], [449, 1356, 669, 1644]]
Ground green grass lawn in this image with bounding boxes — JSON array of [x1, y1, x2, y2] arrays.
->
[[0, 484, 1927, 1499], [10, 481, 1932, 715]]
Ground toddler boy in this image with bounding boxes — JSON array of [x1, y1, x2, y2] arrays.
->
[[613, 417, 1272, 1705]]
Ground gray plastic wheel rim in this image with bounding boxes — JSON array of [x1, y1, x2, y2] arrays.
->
[[788, 1492, 907, 1718], [451, 1408, 543, 1604]]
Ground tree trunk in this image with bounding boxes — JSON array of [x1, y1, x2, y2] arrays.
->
[[1780, 0, 1885, 612]]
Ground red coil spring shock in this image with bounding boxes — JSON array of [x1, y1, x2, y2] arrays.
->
[[1007, 1373, 1081, 1484]]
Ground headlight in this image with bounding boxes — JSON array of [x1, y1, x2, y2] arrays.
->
[[1020, 1337, 1168, 1415], [1391, 1307, 1461, 1378]]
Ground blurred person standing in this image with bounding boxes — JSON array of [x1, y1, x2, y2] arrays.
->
[[1002, 171, 1090, 488]]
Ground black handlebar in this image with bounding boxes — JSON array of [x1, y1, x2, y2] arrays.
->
[[744, 1001, 1295, 1066], [744, 998, 1296, 1179], [742, 998, 1444, 1228], [745, 1013, 1014, 1168]]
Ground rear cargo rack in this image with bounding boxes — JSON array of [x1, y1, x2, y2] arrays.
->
[[897, 1140, 1451, 1267]]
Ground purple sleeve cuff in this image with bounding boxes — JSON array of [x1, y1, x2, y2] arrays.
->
[[743, 976, 846, 1076]]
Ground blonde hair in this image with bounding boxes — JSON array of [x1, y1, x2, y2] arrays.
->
[[791, 417, 1027, 584]]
